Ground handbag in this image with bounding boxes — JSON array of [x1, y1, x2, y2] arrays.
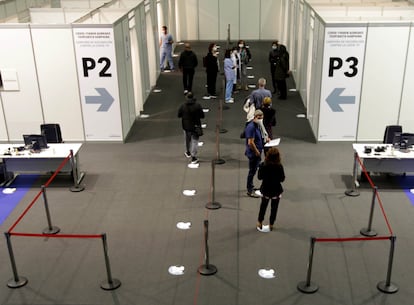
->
[[194, 125, 203, 136]]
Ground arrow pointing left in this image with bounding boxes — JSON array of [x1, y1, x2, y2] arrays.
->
[[85, 88, 114, 112]]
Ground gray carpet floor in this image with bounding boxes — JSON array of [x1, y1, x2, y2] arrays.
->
[[1, 41, 414, 305]]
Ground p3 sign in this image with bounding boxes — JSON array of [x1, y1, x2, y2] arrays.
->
[[318, 27, 367, 141]]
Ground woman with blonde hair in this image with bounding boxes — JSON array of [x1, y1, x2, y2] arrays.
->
[[257, 147, 285, 231]]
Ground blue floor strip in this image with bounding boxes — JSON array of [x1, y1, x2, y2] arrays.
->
[[0, 175, 39, 225], [396, 176, 414, 206]]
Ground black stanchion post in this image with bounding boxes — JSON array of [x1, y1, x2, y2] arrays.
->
[[360, 186, 378, 237], [345, 152, 360, 197], [69, 149, 85, 192], [206, 160, 222, 210], [297, 237, 319, 293], [198, 220, 217, 275], [4, 232, 28, 288], [377, 235, 399, 294], [41, 185, 60, 234], [214, 124, 226, 165], [100, 233, 121, 290]]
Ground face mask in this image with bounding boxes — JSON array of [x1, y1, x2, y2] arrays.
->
[[256, 118, 263, 124], [239, 44, 244, 48], [213, 47, 217, 51], [272, 45, 277, 50], [233, 50, 237, 54]]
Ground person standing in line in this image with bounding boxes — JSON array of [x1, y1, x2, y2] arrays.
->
[[236, 40, 251, 91], [204, 43, 219, 99], [224, 49, 236, 104], [159, 25, 175, 72], [268, 40, 280, 94], [230, 46, 239, 94], [261, 97, 276, 139], [250, 77, 272, 109], [177, 92, 205, 164], [245, 110, 265, 198], [257, 147, 285, 231], [274, 44, 290, 100], [178, 43, 198, 95]]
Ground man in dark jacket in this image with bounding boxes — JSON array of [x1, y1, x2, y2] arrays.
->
[[177, 92, 205, 164], [178, 43, 198, 95]]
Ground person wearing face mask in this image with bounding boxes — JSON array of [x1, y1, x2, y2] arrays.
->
[[236, 40, 251, 91], [245, 110, 265, 198], [230, 47, 239, 93], [261, 97, 276, 140], [159, 26, 175, 71], [203, 43, 219, 99], [269, 40, 280, 94], [223, 49, 236, 103], [274, 44, 290, 100]]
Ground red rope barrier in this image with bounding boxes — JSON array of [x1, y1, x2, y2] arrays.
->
[[44, 154, 71, 188], [315, 236, 391, 243], [7, 190, 43, 233], [355, 155, 394, 235], [9, 232, 102, 239]]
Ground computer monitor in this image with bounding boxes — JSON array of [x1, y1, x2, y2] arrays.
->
[[391, 132, 401, 148], [401, 133, 414, 148], [23, 134, 48, 149]]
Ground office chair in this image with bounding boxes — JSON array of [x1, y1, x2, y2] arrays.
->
[[383, 125, 402, 144], [40, 123, 63, 143]]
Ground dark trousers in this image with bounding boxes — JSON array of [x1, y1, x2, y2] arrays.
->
[[182, 68, 195, 92], [247, 155, 261, 192], [270, 65, 277, 93], [276, 79, 287, 99], [258, 196, 280, 225], [206, 71, 217, 95]]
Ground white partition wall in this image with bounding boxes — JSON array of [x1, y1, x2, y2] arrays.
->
[[399, 27, 414, 131]]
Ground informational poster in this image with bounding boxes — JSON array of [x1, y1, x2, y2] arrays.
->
[[318, 27, 367, 141], [73, 27, 122, 141]]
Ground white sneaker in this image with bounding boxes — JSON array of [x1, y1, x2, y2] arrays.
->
[[225, 98, 234, 104]]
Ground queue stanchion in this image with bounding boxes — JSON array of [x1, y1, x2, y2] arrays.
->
[[4, 232, 28, 288], [206, 160, 222, 210], [69, 149, 85, 193], [360, 186, 378, 237], [297, 237, 319, 293], [377, 235, 399, 294], [214, 124, 225, 165], [100, 233, 121, 290], [345, 152, 360, 197], [198, 220, 217, 275], [41, 185, 60, 234]]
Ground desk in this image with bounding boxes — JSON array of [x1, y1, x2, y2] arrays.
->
[[352, 143, 414, 179], [0, 143, 84, 186]]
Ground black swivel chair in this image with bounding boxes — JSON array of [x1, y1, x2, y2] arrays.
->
[[383, 125, 402, 144], [40, 123, 63, 143]]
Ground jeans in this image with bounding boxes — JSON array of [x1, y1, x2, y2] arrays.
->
[[225, 78, 233, 101], [258, 196, 281, 225], [160, 49, 174, 70], [184, 130, 199, 157], [182, 68, 195, 92], [247, 155, 261, 192]]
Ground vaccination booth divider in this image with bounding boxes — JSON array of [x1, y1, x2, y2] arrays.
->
[[0, 0, 159, 142]]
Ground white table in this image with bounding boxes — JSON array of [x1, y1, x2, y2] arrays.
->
[[352, 143, 414, 179], [0, 143, 84, 187]]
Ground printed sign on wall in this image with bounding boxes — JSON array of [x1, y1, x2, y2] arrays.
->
[[318, 27, 367, 141], [73, 27, 122, 141]]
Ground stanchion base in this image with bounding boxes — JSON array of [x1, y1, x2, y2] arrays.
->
[[297, 281, 319, 294], [377, 281, 399, 294], [214, 158, 226, 165], [198, 264, 217, 276], [360, 228, 377, 237], [219, 128, 228, 134], [70, 185, 85, 192], [345, 189, 360, 197], [42, 226, 60, 235], [7, 276, 28, 289], [100, 278, 121, 290], [205, 201, 222, 210]]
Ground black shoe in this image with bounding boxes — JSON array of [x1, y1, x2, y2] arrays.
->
[[191, 157, 199, 164], [184, 151, 191, 158]]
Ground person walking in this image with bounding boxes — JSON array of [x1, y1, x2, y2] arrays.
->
[[159, 26, 175, 71], [178, 43, 198, 95], [245, 110, 265, 197], [257, 147, 285, 231], [203, 43, 219, 99], [177, 92, 205, 164], [223, 49, 236, 103], [250, 77, 272, 109]]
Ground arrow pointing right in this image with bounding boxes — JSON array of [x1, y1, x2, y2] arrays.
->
[[326, 88, 356, 112]]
